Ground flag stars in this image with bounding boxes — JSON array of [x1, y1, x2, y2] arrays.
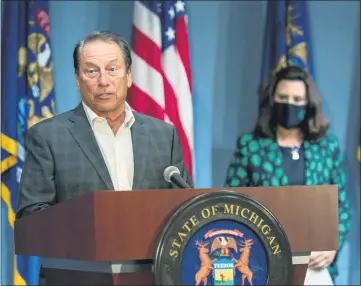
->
[[168, 6, 175, 19], [156, 2, 162, 13], [175, 1, 185, 13], [165, 27, 175, 41]]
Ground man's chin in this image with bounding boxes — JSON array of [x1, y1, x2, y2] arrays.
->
[[93, 103, 122, 114]]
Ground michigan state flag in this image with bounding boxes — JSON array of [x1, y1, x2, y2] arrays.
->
[[260, 0, 314, 82], [1, 0, 56, 284]]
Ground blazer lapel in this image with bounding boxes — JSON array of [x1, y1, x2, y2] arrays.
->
[[68, 104, 114, 190], [303, 140, 315, 186], [263, 139, 285, 186], [260, 138, 288, 186], [131, 113, 149, 189]]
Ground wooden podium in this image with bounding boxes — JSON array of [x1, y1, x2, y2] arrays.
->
[[14, 185, 339, 285]]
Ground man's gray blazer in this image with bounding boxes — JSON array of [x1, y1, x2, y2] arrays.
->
[[16, 103, 193, 218]]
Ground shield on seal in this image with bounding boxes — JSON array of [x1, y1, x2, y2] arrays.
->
[[213, 258, 234, 285]]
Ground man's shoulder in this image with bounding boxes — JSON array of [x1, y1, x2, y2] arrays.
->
[[26, 109, 75, 136], [134, 112, 175, 133]]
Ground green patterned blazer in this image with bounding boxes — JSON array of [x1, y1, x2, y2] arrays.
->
[[224, 132, 352, 280]]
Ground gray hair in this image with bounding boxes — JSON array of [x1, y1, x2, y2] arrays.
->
[[73, 30, 132, 75]]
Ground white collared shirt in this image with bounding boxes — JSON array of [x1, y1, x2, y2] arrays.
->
[[82, 101, 135, 191]]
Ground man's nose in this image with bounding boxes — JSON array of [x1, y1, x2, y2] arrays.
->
[[98, 72, 110, 86]]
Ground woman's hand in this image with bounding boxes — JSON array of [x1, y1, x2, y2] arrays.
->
[[308, 251, 337, 269]]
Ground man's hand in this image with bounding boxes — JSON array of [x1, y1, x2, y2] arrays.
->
[[308, 251, 337, 269]]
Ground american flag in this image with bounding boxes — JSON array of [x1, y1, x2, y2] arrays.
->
[[128, 0, 194, 177]]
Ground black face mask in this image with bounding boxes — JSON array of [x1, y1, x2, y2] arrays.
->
[[272, 102, 307, 129]]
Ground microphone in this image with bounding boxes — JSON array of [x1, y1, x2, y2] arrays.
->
[[163, 166, 191, 189]]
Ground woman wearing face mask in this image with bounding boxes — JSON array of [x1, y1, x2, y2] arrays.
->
[[224, 66, 352, 285]]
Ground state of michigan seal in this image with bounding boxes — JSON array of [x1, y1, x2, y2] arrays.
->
[[153, 191, 292, 285]]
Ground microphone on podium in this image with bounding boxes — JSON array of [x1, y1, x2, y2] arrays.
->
[[163, 166, 191, 189]]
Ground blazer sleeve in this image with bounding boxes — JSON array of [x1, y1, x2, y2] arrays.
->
[[224, 136, 250, 187], [16, 126, 56, 219], [330, 139, 352, 251], [170, 126, 194, 188]]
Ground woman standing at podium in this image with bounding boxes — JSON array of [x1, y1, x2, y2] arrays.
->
[[224, 66, 352, 285]]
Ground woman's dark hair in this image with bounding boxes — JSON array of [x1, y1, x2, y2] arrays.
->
[[254, 65, 330, 142]]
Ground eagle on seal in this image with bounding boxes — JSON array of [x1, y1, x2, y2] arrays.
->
[[210, 236, 237, 256]]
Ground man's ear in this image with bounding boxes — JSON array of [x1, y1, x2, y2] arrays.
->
[[75, 73, 80, 91], [126, 70, 132, 88]]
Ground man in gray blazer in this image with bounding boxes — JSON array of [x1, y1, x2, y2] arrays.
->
[[16, 31, 193, 219]]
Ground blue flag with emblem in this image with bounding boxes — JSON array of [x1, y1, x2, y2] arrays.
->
[[1, 0, 56, 284], [260, 0, 314, 82]]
